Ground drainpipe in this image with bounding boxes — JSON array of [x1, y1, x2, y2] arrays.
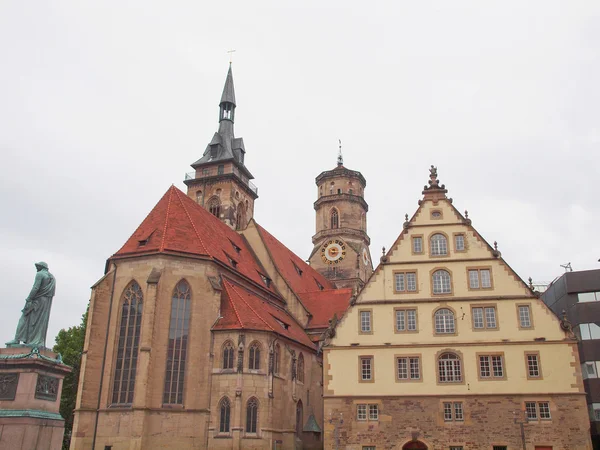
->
[[91, 263, 118, 450]]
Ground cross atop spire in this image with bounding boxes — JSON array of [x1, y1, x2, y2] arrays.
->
[[337, 139, 344, 167]]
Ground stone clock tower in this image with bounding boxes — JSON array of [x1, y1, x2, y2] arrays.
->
[[308, 152, 373, 289]]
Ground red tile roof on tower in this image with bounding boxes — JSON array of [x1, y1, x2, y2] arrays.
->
[[113, 185, 277, 294], [254, 223, 334, 294], [298, 289, 352, 330], [214, 279, 316, 349]]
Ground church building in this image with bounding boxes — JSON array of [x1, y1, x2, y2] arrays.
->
[[70, 66, 370, 450], [322, 168, 592, 449]]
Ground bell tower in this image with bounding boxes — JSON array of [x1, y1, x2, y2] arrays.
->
[[184, 64, 258, 230], [308, 148, 373, 289]]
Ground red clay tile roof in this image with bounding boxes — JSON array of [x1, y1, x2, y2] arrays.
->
[[113, 185, 277, 294], [298, 289, 352, 330], [214, 279, 316, 349], [254, 223, 334, 294]]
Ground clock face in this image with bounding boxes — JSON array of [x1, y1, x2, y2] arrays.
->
[[320, 239, 347, 264], [362, 248, 370, 266]]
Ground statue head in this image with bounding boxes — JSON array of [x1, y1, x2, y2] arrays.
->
[[34, 261, 49, 271]]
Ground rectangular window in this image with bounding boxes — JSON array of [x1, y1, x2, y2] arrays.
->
[[526, 353, 541, 378], [443, 402, 464, 422], [217, 164, 224, 175], [360, 357, 373, 381], [479, 355, 504, 379], [578, 292, 600, 303], [526, 401, 551, 421], [518, 305, 532, 328], [369, 404, 379, 420], [396, 356, 420, 380], [412, 236, 423, 254], [594, 409, 600, 421], [454, 234, 465, 251], [538, 402, 551, 420], [472, 306, 497, 329], [450, 447, 464, 450], [394, 272, 417, 293], [357, 404, 378, 422], [359, 310, 372, 333], [493, 447, 508, 450], [468, 268, 492, 289], [357, 404, 367, 421], [395, 309, 417, 332], [363, 447, 376, 450], [525, 401, 537, 420]]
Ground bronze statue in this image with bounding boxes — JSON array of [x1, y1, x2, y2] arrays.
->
[[6, 262, 56, 348]]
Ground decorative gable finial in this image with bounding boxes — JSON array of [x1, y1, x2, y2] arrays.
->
[[403, 213, 410, 229], [492, 241, 501, 258], [380, 246, 388, 264], [464, 210, 471, 225], [422, 165, 448, 200], [528, 277, 534, 290]]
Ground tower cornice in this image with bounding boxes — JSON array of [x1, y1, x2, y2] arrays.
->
[[314, 193, 368, 212], [315, 167, 366, 186]]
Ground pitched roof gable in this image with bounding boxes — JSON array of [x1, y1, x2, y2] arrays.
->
[[298, 289, 352, 330], [215, 279, 316, 349], [254, 222, 334, 294], [113, 185, 276, 294]]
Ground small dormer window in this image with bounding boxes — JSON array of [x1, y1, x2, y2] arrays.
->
[[210, 145, 218, 160], [225, 253, 238, 269], [259, 273, 272, 288], [138, 229, 155, 247], [314, 278, 324, 291], [292, 261, 303, 276], [272, 316, 289, 330], [229, 239, 242, 254]]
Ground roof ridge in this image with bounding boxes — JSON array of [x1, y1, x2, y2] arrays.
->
[[159, 186, 175, 252], [223, 281, 244, 327], [227, 281, 275, 332], [172, 187, 210, 255]]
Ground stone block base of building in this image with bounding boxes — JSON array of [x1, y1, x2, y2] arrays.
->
[[324, 394, 592, 450]]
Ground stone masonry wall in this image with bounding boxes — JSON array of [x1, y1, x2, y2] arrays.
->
[[324, 394, 592, 450]]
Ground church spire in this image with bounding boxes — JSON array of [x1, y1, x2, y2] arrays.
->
[[219, 64, 236, 122]]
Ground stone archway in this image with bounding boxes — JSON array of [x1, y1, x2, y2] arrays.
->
[[402, 441, 428, 450]]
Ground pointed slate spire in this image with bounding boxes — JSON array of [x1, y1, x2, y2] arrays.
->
[[220, 63, 236, 106]]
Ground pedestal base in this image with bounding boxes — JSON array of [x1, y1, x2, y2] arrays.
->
[[0, 347, 72, 450]]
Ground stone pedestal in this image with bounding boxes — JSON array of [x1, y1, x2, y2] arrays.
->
[[0, 347, 72, 450]]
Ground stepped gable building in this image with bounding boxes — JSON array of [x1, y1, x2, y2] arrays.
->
[[323, 167, 592, 450], [308, 150, 373, 291], [70, 67, 352, 450]]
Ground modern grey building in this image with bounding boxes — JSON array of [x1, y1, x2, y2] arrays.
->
[[541, 268, 600, 448]]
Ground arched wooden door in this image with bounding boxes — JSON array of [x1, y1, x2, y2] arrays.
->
[[402, 441, 428, 450]]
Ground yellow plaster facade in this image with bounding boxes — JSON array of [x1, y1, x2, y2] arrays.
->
[[323, 168, 591, 450]]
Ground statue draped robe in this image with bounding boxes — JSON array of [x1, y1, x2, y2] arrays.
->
[[14, 268, 56, 347]]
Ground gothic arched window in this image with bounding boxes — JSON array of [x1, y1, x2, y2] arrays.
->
[[112, 281, 143, 405], [195, 190, 202, 203], [246, 397, 259, 433], [430, 233, 448, 256], [223, 341, 235, 370], [434, 307, 455, 333], [219, 397, 231, 433], [236, 207, 244, 230], [208, 197, 221, 218], [296, 400, 303, 436], [297, 353, 305, 383], [330, 209, 339, 229], [274, 344, 281, 375], [438, 352, 462, 383], [432, 270, 452, 295], [249, 342, 261, 370], [163, 280, 191, 404]]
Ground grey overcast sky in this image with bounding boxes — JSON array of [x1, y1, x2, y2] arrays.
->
[[1, 1, 599, 346]]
